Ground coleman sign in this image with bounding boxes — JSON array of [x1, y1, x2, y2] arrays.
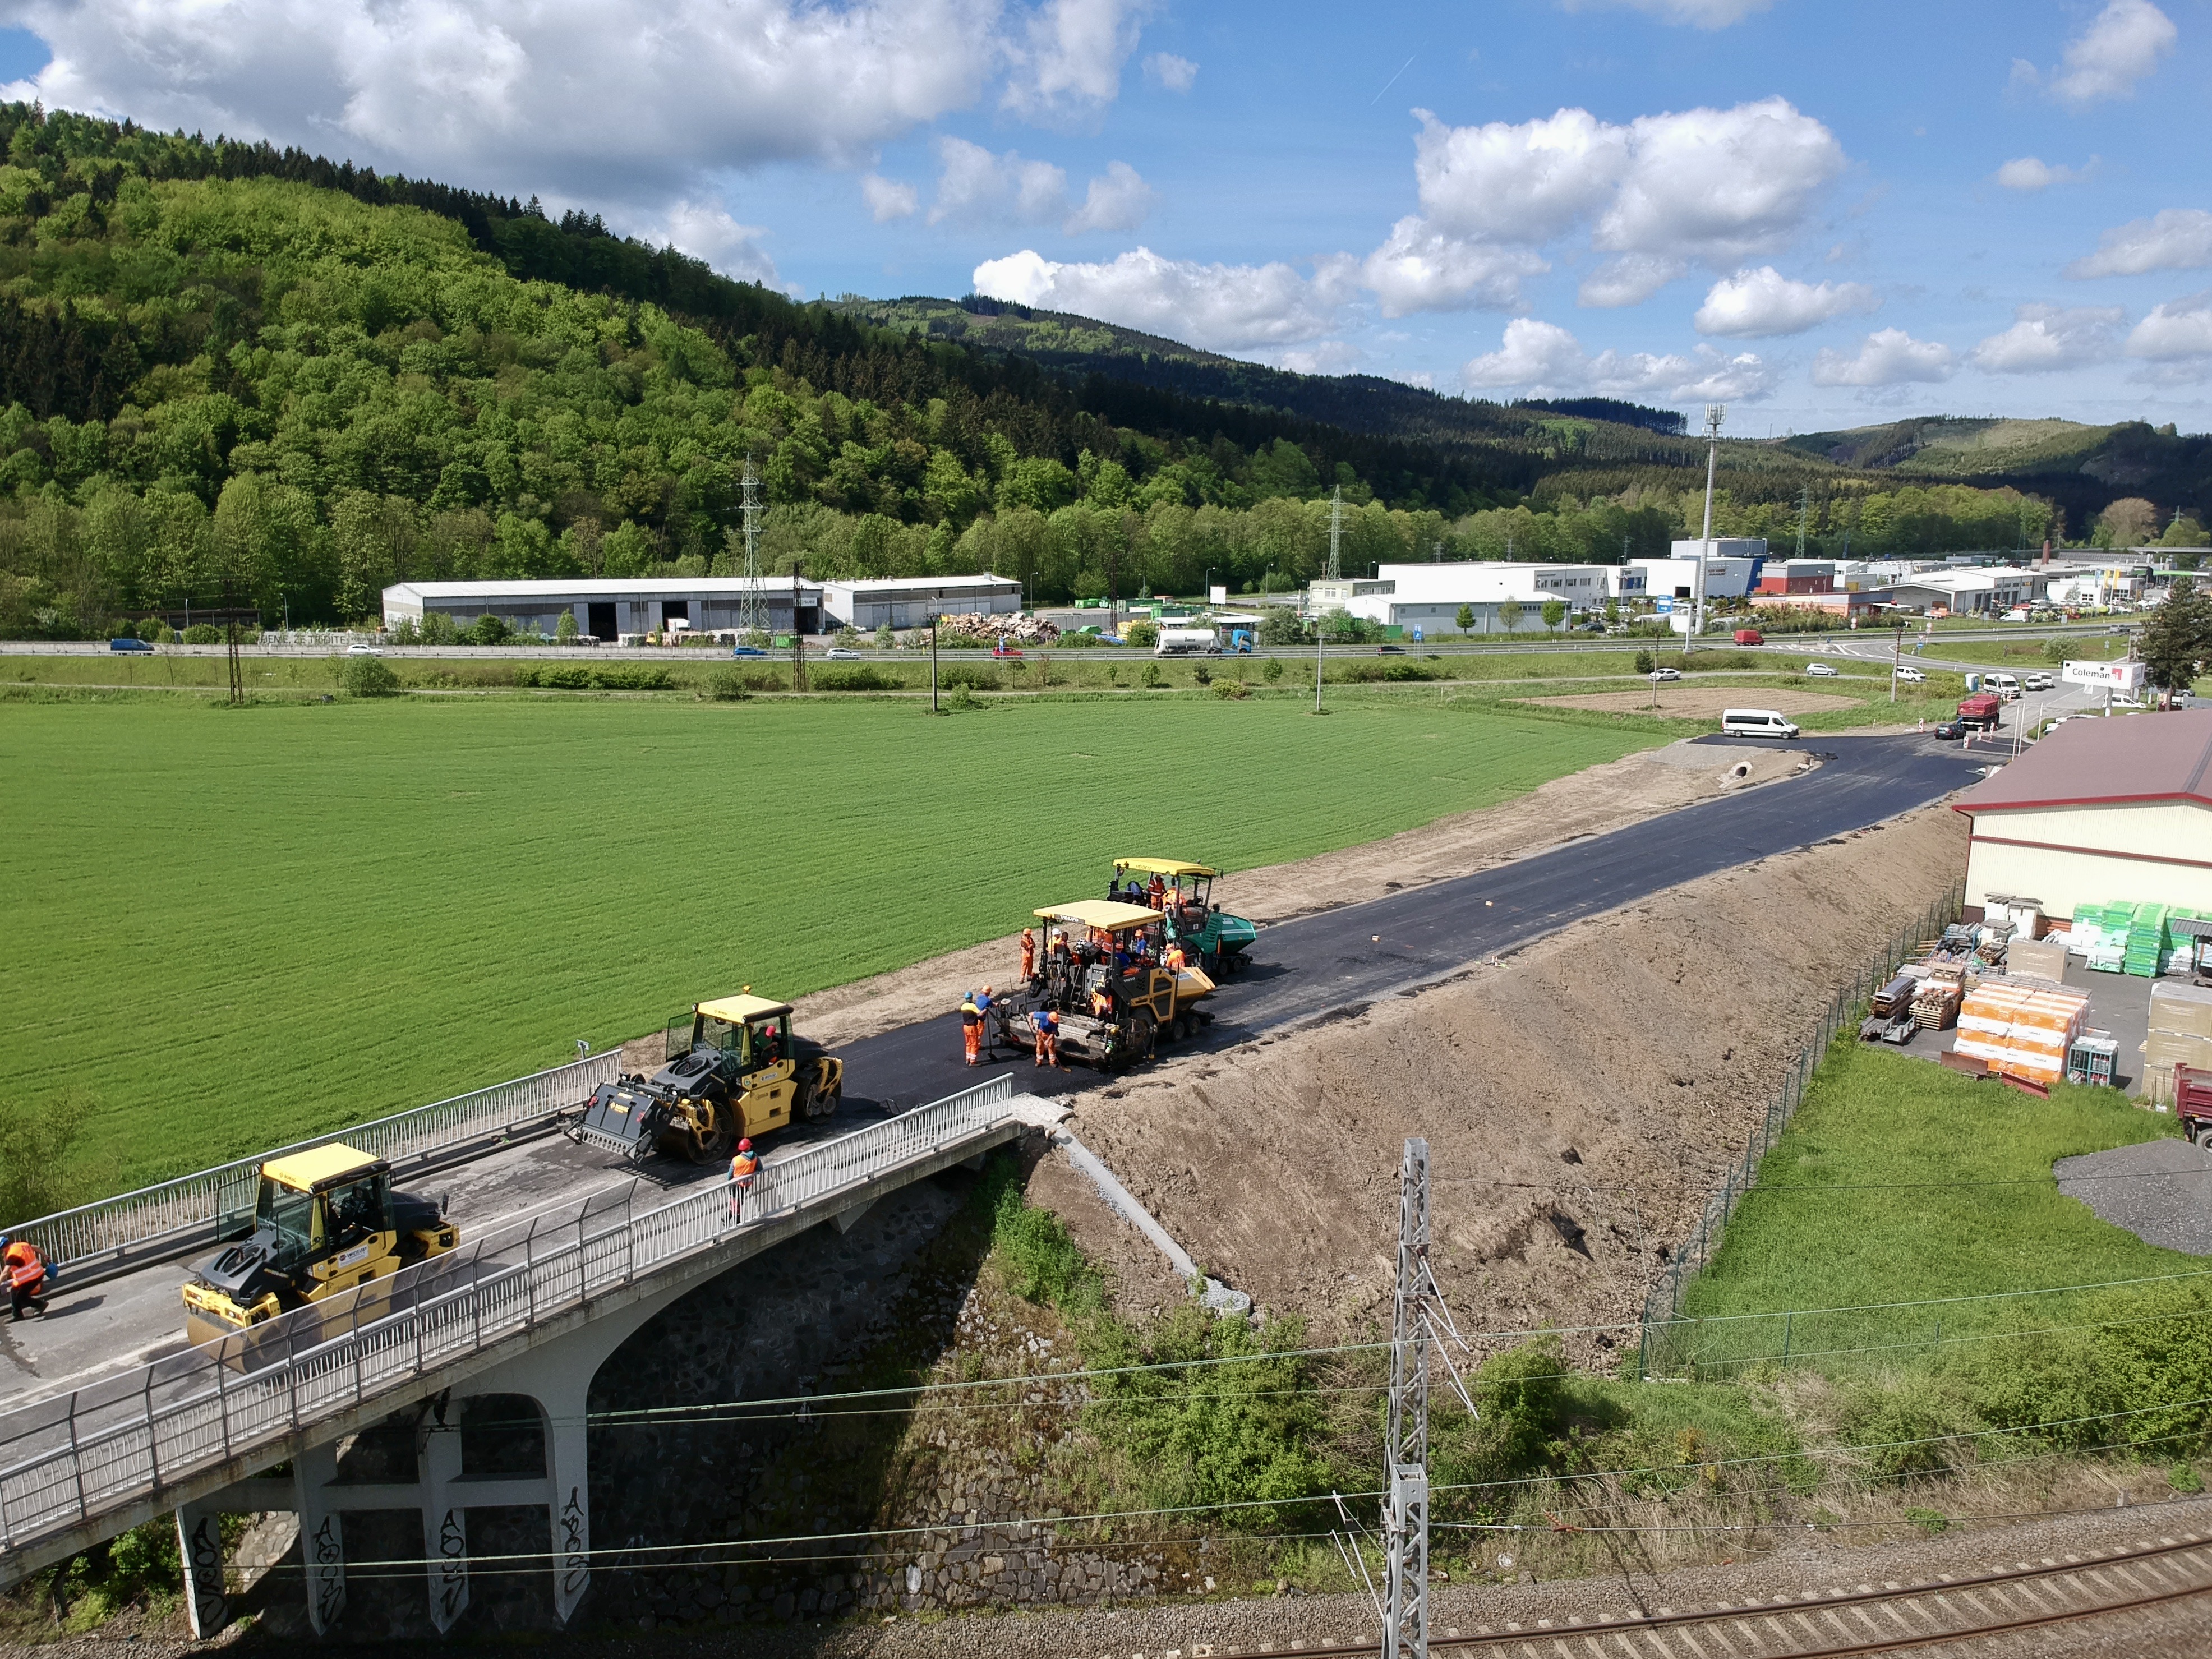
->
[[2061, 659, 2148, 691]]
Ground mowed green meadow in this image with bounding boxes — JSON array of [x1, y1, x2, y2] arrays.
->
[[1, 693, 1654, 1198]]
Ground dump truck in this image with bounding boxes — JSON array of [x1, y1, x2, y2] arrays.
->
[[1107, 856, 1258, 974], [1957, 691, 2002, 731], [991, 900, 1216, 1069], [182, 1144, 457, 1348], [572, 992, 843, 1163]]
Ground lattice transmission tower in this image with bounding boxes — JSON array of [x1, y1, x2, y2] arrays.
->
[[738, 457, 767, 640]]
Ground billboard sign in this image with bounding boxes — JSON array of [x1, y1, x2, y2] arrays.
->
[[2062, 660, 2147, 691]]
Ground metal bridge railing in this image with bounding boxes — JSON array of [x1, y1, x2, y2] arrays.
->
[[1, 1052, 622, 1282], [0, 1072, 1018, 1568]]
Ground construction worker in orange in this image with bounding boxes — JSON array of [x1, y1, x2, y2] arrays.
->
[[1020, 928, 1037, 982], [1033, 1006, 1063, 1069], [3, 1236, 49, 1321], [960, 988, 984, 1066], [728, 1139, 761, 1219], [1163, 937, 1188, 972]]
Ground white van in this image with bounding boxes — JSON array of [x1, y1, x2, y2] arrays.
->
[[1721, 708, 1800, 739], [1984, 672, 2021, 701]]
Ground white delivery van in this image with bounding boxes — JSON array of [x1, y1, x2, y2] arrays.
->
[[1984, 672, 2021, 700], [1721, 708, 1801, 739]]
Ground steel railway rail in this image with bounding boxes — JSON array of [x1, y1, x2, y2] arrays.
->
[[1186, 1531, 2212, 1658]]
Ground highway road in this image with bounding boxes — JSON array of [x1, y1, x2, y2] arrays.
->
[[0, 732, 1987, 1411]]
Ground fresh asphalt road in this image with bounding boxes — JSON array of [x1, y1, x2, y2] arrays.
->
[[0, 732, 1985, 1406], [837, 731, 1992, 1111]]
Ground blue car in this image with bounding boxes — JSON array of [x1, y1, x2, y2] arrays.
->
[[109, 637, 155, 653], [729, 645, 768, 657]]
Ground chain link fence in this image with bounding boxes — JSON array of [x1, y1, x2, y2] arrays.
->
[[1638, 881, 1966, 1381]]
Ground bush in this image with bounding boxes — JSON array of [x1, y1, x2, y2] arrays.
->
[[513, 663, 673, 691], [339, 654, 401, 697], [811, 665, 898, 691], [1054, 629, 1102, 647], [465, 614, 513, 646], [1125, 620, 1160, 648], [1141, 662, 1164, 688], [1213, 678, 1248, 699], [1258, 609, 1306, 647], [707, 666, 750, 701], [181, 623, 223, 644], [556, 610, 580, 644], [0, 1093, 91, 1222], [935, 662, 1000, 691], [418, 612, 458, 646], [1263, 656, 1284, 682], [1634, 648, 1656, 676], [591, 663, 673, 690], [1192, 662, 1211, 684]]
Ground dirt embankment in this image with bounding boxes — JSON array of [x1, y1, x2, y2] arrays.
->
[[791, 739, 1812, 1050], [1026, 804, 1970, 1357]]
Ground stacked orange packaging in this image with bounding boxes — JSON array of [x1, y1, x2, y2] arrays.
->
[[1953, 982, 2090, 1083]]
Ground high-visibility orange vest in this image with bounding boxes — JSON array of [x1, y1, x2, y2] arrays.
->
[[6, 1243, 43, 1289], [730, 1153, 761, 1183]]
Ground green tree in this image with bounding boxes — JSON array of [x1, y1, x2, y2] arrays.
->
[[2139, 575, 2212, 696], [1125, 619, 1160, 648], [555, 608, 580, 644], [1454, 603, 1475, 634], [1258, 607, 1305, 647], [1541, 598, 1568, 632], [1634, 648, 1656, 675], [2096, 497, 2159, 549], [1497, 599, 1524, 633]]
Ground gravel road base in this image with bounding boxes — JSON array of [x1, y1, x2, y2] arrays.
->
[[2057, 1138, 2212, 1255]]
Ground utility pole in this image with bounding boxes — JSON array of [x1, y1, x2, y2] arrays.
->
[[1795, 485, 1810, 559], [1890, 623, 1904, 704], [1691, 403, 1725, 657], [1384, 1138, 1434, 1659], [1326, 486, 1344, 581], [929, 614, 940, 714], [738, 457, 766, 643], [789, 563, 807, 690], [1315, 606, 1326, 714]]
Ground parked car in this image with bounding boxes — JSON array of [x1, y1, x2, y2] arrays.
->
[[1932, 720, 1967, 740], [729, 645, 769, 657], [109, 636, 154, 652], [1805, 661, 1840, 677], [823, 647, 862, 660], [1651, 666, 1682, 682], [2024, 672, 2054, 691], [1896, 665, 1926, 684]]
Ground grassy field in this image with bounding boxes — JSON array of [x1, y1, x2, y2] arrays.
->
[[1, 692, 1657, 1199], [1678, 1043, 2188, 1371]]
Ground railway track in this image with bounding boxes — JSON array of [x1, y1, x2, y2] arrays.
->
[[1192, 1530, 2212, 1658]]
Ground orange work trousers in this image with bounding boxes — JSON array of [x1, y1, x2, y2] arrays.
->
[[962, 1021, 982, 1064]]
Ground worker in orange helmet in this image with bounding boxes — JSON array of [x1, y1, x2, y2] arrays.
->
[[1020, 928, 1037, 983], [728, 1138, 761, 1220], [960, 989, 984, 1066], [1163, 938, 1188, 973], [3, 1236, 49, 1321]]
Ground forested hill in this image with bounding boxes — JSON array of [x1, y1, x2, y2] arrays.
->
[[0, 102, 2172, 633]]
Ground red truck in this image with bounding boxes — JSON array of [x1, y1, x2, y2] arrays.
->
[[1733, 628, 1764, 646], [1957, 692, 2002, 731], [2180, 1066, 2212, 1144]]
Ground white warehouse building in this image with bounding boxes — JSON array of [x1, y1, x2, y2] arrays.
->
[[818, 575, 1022, 631], [1309, 562, 1616, 634], [381, 578, 825, 640]]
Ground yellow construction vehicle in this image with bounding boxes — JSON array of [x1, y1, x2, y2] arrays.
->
[[572, 991, 844, 1163], [993, 900, 1216, 1068], [181, 1144, 458, 1347]]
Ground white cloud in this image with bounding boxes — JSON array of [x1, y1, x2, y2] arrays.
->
[[0, 0, 1015, 206], [2064, 209, 2212, 279], [2047, 0, 2177, 108], [932, 142, 1153, 233], [1994, 156, 2095, 192], [1408, 98, 1842, 268], [1810, 329, 1956, 386], [1578, 255, 1685, 308], [1361, 216, 1548, 316], [1001, 0, 1152, 120], [2124, 292, 2212, 362], [1142, 51, 1196, 91], [972, 246, 1356, 351], [930, 137, 1068, 226], [1460, 317, 1775, 402], [1556, 0, 1771, 25], [1596, 98, 1846, 265], [1271, 340, 1363, 376], [1970, 304, 2125, 372], [1064, 160, 1155, 233], [1693, 266, 1877, 337], [860, 173, 918, 223], [660, 200, 784, 285]]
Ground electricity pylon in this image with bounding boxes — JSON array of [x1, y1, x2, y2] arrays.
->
[[738, 458, 766, 640]]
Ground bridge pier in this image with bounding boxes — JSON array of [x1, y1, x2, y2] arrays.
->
[[181, 1279, 676, 1636]]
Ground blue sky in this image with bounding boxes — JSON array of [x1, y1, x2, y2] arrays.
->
[[4, 0, 2209, 431]]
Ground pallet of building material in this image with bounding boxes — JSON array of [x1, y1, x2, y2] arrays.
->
[[1871, 971, 1919, 1017], [2126, 903, 2172, 978], [2144, 1031, 2212, 1104], [2007, 938, 2069, 981], [1915, 985, 1962, 1031], [2151, 982, 2212, 1042]]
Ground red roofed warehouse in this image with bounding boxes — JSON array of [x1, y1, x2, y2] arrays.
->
[[1950, 710, 2212, 921]]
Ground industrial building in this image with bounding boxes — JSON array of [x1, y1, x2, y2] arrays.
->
[[1307, 562, 1614, 633], [1884, 569, 2045, 616], [818, 575, 1022, 631], [381, 578, 824, 640], [1951, 711, 2212, 920]]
